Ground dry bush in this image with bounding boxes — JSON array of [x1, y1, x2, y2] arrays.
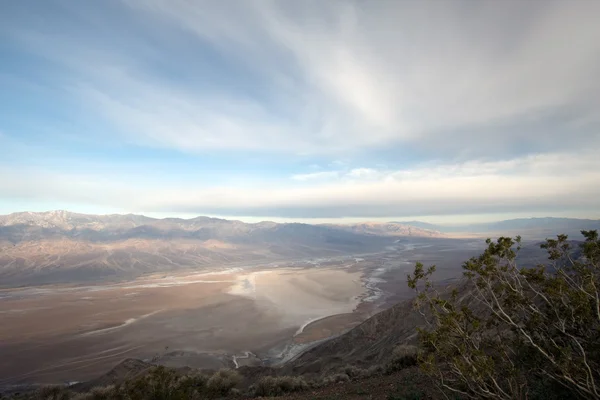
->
[[385, 345, 418, 374], [342, 365, 365, 379], [366, 364, 384, 377], [206, 369, 242, 397], [34, 385, 71, 400], [322, 373, 350, 385], [70, 386, 117, 400], [174, 373, 209, 397], [118, 366, 210, 400], [251, 376, 309, 397]]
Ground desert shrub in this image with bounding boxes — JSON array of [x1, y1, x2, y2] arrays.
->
[[70, 386, 118, 400], [122, 366, 182, 400], [322, 373, 350, 385], [339, 364, 384, 380], [173, 373, 209, 398], [118, 366, 211, 400], [251, 376, 309, 397], [385, 345, 418, 374], [342, 365, 365, 379], [366, 364, 384, 377], [408, 230, 600, 399], [206, 369, 242, 397], [35, 385, 71, 400]]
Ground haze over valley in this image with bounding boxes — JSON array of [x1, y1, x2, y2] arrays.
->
[[1, 0, 599, 397], [1, 211, 597, 387]]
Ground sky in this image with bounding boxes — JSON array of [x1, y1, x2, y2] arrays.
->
[[0, 0, 599, 224]]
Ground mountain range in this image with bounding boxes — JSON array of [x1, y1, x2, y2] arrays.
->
[[395, 217, 600, 238], [0, 211, 439, 287], [1, 211, 597, 287]]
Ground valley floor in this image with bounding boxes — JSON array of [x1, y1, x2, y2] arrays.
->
[[0, 238, 484, 388], [0, 262, 371, 385]]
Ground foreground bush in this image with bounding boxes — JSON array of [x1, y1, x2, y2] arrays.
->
[[122, 366, 190, 400], [322, 373, 350, 385], [206, 369, 242, 397], [408, 230, 600, 399], [251, 376, 309, 397], [70, 385, 117, 400], [385, 345, 418, 374], [34, 386, 71, 400]]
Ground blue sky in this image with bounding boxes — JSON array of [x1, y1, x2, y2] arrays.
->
[[1, 0, 599, 223]]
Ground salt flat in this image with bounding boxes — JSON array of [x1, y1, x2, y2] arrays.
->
[[0, 265, 367, 385], [0, 238, 484, 386]]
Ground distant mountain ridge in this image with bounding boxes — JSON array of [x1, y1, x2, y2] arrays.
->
[[0, 211, 441, 241], [393, 217, 600, 238], [0, 211, 439, 287], [323, 222, 442, 237]]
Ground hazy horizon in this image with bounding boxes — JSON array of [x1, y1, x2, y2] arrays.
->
[[1, 1, 599, 222], [1, 207, 599, 227]]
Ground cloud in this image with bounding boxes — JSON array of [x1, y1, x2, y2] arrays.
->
[[123, 0, 600, 156], [3, 0, 599, 158], [346, 168, 381, 180], [292, 171, 340, 181], [2, 151, 598, 218], [1, 1, 599, 221]]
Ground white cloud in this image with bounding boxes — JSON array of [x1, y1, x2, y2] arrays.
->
[[291, 171, 339, 181], [5, 0, 599, 156], [125, 0, 600, 154], [2, 1, 599, 220], [346, 168, 380, 180], [2, 151, 599, 218]]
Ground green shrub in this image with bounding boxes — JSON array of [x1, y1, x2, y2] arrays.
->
[[408, 231, 600, 399], [35, 385, 71, 400], [115, 366, 212, 400], [366, 364, 384, 377], [322, 373, 350, 385], [252, 376, 309, 397], [343, 365, 365, 379], [206, 369, 242, 397], [122, 366, 181, 400], [174, 373, 209, 397], [70, 386, 118, 400], [385, 345, 418, 374]]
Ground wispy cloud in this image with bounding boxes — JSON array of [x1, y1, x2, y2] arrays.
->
[[2, 151, 598, 218], [0, 1, 599, 220], [3, 1, 599, 156], [292, 171, 340, 181]]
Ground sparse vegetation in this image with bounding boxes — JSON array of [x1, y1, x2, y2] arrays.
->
[[70, 385, 116, 400], [385, 345, 418, 374], [34, 386, 71, 400], [408, 230, 600, 399], [251, 376, 309, 397], [9, 367, 238, 400], [205, 369, 242, 397], [322, 373, 350, 385]]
